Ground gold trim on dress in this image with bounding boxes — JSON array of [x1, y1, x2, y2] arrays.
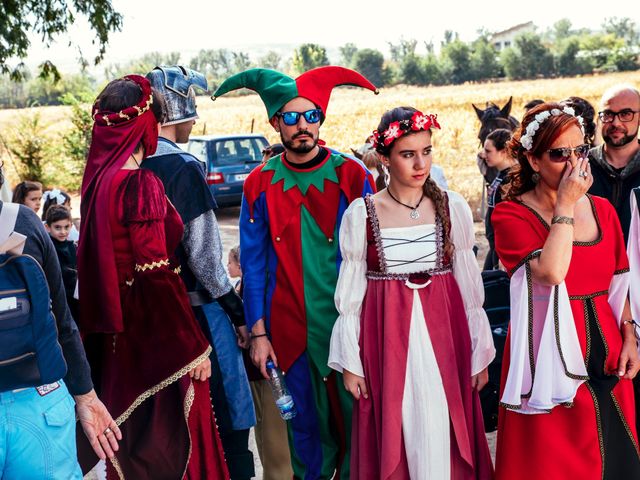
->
[[110, 455, 125, 480], [180, 381, 196, 479], [114, 346, 212, 426], [134, 259, 169, 272]]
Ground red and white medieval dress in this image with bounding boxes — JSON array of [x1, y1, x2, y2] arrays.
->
[[493, 195, 640, 480], [329, 192, 495, 479]]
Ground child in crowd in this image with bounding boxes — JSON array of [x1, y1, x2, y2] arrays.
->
[[12, 180, 43, 214], [228, 245, 243, 293], [41, 188, 80, 241], [232, 244, 294, 480], [45, 205, 78, 321]]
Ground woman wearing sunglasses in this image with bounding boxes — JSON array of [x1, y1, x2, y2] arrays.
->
[[492, 102, 640, 480]]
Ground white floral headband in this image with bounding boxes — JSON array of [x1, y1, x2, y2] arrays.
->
[[520, 107, 585, 151]]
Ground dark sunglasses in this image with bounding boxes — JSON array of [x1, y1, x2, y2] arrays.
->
[[598, 109, 640, 123], [275, 109, 322, 126], [546, 144, 590, 162]]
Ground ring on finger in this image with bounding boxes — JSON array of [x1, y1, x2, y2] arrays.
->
[[579, 170, 588, 178], [104, 427, 112, 435]]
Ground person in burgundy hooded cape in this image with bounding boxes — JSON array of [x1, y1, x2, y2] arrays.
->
[[328, 106, 495, 479], [212, 66, 377, 479], [76, 75, 228, 479]]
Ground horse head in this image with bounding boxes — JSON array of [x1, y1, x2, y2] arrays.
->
[[472, 96, 520, 146]]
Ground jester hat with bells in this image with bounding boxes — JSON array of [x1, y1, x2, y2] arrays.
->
[[211, 66, 379, 120]]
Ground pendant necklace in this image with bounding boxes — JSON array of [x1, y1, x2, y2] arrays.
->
[[387, 187, 424, 220]]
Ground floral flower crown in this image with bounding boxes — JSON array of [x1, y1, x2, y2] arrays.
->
[[372, 111, 441, 152], [520, 106, 585, 151]]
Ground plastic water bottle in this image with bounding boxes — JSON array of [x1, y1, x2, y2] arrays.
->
[[266, 359, 297, 420]]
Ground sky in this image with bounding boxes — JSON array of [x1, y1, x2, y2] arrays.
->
[[21, 0, 640, 74]]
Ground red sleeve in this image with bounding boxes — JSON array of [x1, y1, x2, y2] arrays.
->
[[492, 201, 546, 274], [118, 169, 171, 272], [596, 196, 630, 273]]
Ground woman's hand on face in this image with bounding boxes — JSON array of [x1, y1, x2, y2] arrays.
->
[[189, 357, 212, 381], [556, 157, 593, 208], [471, 368, 489, 391], [343, 369, 368, 400]]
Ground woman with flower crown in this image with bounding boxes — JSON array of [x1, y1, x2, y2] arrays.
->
[[492, 102, 640, 480], [328, 106, 495, 479]]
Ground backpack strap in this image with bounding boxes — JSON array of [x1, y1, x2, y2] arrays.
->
[[0, 203, 26, 255]]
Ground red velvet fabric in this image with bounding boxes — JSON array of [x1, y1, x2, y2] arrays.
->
[[79, 169, 228, 479], [78, 75, 159, 334]]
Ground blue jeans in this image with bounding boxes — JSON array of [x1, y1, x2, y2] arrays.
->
[[0, 380, 82, 479]]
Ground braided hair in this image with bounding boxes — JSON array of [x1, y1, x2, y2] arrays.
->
[[376, 106, 453, 259]]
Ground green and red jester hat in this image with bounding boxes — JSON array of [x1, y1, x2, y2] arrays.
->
[[212, 66, 380, 375], [211, 65, 379, 119]]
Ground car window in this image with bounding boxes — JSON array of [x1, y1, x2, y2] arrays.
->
[[211, 138, 266, 165], [187, 141, 208, 163]]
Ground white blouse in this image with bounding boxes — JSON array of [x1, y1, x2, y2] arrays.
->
[[328, 191, 495, 378]]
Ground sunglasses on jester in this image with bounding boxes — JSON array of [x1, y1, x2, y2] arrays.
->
[[546, 144, 590, 163], [275, 108, 323, 126]]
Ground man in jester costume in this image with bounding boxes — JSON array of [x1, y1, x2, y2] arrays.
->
[[212, 66, 377, 479]]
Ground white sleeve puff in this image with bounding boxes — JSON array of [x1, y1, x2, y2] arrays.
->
[[448, 191, 496, 375], [328, 198, 368, 377]]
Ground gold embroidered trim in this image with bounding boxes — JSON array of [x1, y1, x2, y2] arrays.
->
[[173, 266, 182, 275], [610, 391, 640, 460], [180, 381, 196, 479], [614, 267, 630, 275], [568, 290, 608, 300], [114, 346, 212, 426], [134, 259, 169, 272], [499, 401, 522, 410], [586, 383, 605, 479], [125, 279, 134, 287], [515, 194, 602, 246], [110, 455, 125, 480], [554, 284, 589, 381]]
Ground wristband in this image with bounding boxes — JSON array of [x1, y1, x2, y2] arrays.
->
[[251, 333, 268, 339], [551, 215, 574, 225]]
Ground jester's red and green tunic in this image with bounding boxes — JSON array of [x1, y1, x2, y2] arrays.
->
[[241, 148, 374, 374], [240, 147, 374, 478]]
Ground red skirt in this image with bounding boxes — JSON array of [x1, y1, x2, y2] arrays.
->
[[352, 273, 493, 479]]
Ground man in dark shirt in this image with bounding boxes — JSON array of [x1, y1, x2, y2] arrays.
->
[[588, 84, 640, 242], [143, 66, 255, 480], [0, 167, 120, 475]]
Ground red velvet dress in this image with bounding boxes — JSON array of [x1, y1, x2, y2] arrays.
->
[[493, 196, 640, 480], [81, 169, 229, 479]]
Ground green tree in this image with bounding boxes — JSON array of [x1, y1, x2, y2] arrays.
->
[[470, 38, 500, 80], [500, 33, 554, 80], [441, 39, 472, 83], [1, 0, 122, 80], [388, 38, 417, 62], [257, 51, 282, 70], [352, 48, 386, 86], [291, 44, 329, 74], [554, 37, 591, 76], [552, 19, 573, 41], [602, 17, 639, 45], [61, 93, 93, 190], [422, 53, 443, 85], [399, 54, 425, 85], [339, 43, 358, 67], [1, 112, 53, 182]]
